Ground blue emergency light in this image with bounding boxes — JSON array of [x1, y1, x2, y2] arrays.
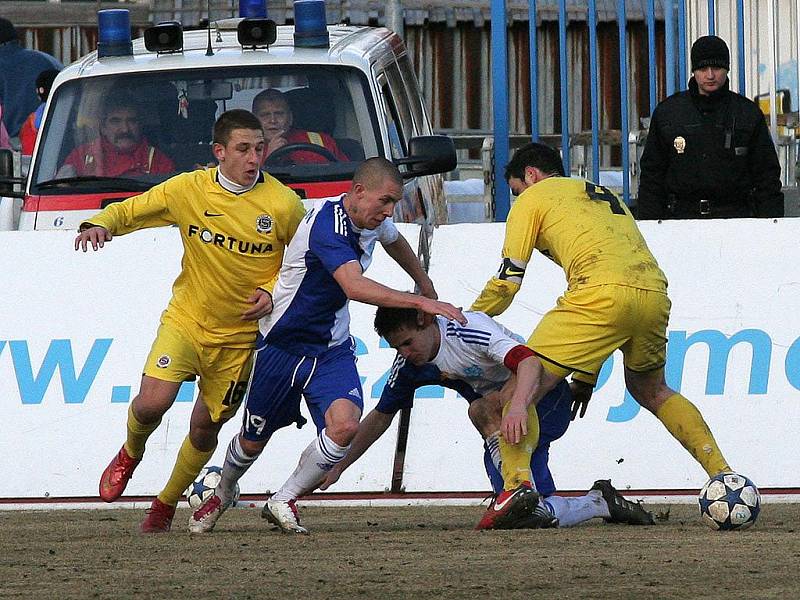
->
[[239, 0, 268, 19], [97, 9, 133, 58], [293, 0, 329, 48]]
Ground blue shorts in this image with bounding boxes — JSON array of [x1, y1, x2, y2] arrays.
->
[[484, 380, 572, 496], [241, 339, 364, 442]]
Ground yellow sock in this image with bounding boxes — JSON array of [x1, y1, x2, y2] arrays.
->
[[157, 436, 216, 507], [123, 403, 161, 460], [499, 404, 540, 490], [656, 393, 731, 477]]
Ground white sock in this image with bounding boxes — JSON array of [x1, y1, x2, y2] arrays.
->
[[271, 430, 349, 503], [485, 431, 502, 471], [218, 435, 260, 504], [543, 491, 610, 528]]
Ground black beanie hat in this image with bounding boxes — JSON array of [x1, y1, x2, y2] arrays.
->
[[691, 35, 730, 71], [0, 18, 18, 44]]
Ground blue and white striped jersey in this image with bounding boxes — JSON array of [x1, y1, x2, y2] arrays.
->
[[376, 353, 482, 413], [429, 310, 524, 396], [259, 195, 399, 356]]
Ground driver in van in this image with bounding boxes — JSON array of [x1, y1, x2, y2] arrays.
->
[[252, 88, 348, 164], [58, 95, 174, 178]]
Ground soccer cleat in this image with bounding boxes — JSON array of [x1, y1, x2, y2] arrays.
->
[[188, 493, 232, 534], [140, 498, 176, 533], [262, 498, 308, 534], [99, 445, 141, 502], [513, 502, 559, 529], [591, 479, 655, 526], [474, 481, 541, 530]]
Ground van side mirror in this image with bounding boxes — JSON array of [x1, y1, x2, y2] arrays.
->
[[395, 135, 457, 178], [0, 149, 25, 198]]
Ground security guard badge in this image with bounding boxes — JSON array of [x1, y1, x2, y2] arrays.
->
[[673, 136, 686, 154]]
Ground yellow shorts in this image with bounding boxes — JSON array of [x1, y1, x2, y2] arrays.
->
[[527, 284, 670, 385], [143, 320, 254, 422]]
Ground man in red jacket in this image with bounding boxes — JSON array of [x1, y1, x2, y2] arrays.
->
[[252, 88, 348, 165], [60, 97, 174, 177]]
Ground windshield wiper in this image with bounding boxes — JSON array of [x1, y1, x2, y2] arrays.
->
[[36, 176, 154, 192]]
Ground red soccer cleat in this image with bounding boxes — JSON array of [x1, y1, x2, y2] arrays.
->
[[475, 481, 540, 530], [140, 498, 176, 534], [99, 445, 141, 502]]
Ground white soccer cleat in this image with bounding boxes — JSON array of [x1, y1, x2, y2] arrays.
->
[[188, 493, 231, 534], [263, 498, 308, 534]]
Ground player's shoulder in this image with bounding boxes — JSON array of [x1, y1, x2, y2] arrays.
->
[[257, 171, 297, 196], [443, 312, 496, 344], [462, 310, 522, 341], [462, 310, 495, 327], [158, 168, 202, 193], [311, 196, 347, 223]]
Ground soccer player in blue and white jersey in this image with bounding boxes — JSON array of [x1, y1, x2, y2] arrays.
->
[[320, 306, 655, 529], [189, 157, 466, 534]]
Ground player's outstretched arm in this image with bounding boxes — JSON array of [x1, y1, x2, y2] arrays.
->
[[333, 262, 466, 324], [74, 225, 112, 252], [319, 409, 395, 490]]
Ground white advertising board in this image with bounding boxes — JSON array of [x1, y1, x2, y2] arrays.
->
[[0, 226, 418, 499], [1, 219, 798, 499]]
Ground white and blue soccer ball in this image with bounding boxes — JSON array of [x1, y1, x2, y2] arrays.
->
[[184, 465, 240, 509], [698, 472, 761, 531]]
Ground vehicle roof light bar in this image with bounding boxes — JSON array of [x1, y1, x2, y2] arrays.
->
[[97, 9, 133, 59], [293, 0, 330, 48]]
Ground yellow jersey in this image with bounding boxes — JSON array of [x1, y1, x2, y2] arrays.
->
[[472, 177, 667, 316], [86, 168, 306, 347]]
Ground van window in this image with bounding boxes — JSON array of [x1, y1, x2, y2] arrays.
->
[[383, 63, 417, 145], [380, 82, 406, 159], [398, 56, 431, 135], [31, 66, 381, 195]]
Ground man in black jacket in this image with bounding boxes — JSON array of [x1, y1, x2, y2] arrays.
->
[[637, 35, 784, 219]]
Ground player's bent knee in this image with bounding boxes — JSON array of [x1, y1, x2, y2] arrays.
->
[[239, 436, 267, 457], [467, 397, 499, 435], [326, 419, 360, 445]]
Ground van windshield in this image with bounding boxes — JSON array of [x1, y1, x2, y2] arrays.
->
[[31, 66, 381, 194]]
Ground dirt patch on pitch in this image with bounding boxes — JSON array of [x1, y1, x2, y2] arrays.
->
[[0, 503, 798, 599]]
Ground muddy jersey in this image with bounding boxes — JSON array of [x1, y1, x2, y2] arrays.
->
[[473, 177, 667, 316]]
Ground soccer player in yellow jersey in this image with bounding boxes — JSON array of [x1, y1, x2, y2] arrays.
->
[[74, 109, 307, 533], [471, 142, 731, 529]]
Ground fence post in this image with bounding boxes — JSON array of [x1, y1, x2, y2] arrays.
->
[[491, 0, 510, 220]]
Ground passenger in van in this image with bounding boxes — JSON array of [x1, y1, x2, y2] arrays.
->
[[58, 97, 174, 178], [252, 88, 348, 164]]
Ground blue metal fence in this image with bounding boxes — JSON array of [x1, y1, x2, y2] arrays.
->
[[489, 0, 766, 221]]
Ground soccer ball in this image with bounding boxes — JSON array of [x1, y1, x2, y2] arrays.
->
[[698, 472, 761, 531], [184, 465, 240, 509]]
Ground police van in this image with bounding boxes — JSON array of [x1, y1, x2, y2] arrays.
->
[[0, 0, 455, 230]]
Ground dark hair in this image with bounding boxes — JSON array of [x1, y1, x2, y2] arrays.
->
[[0, 18, 18, 44], [353, 156, 403, 189], [504, 142, 565, 181], [374, 306, 421, 339], [100, 94, 141, 120], [213, 109, 264, 145]]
